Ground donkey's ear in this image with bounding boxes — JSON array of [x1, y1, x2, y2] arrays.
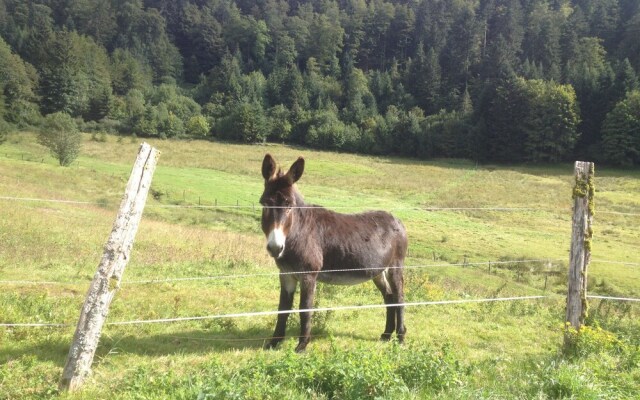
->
[[286, 157, 305, 183], [262, 154, 277, 180]]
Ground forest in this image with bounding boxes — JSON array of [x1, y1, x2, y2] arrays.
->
[[0, 0, 639, 165]]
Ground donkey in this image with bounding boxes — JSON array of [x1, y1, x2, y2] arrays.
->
[[259, 154, 408, 352]]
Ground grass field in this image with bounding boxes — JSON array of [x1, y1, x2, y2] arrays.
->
[[1, 132, 639, 399]]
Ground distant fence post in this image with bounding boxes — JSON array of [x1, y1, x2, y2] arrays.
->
[[60, 143, 160, 391], [565, 161, 594, 346]]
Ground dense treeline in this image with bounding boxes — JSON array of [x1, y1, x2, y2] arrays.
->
[[1, 0, 639, 165]]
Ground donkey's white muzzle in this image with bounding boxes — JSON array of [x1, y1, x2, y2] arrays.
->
[[266, 227, 286, 258]]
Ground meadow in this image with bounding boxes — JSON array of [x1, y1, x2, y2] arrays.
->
[[1, 132, 639, 399]]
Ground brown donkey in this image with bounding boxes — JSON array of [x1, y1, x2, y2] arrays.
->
[[260, 154, 408, 352]]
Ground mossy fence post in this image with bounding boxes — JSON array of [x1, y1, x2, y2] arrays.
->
[[564, 161, 594, 348], [60, 143, 160, 391]]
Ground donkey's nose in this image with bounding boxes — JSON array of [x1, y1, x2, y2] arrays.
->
[[267, 243, 284, 258], [266, 228, 286, 258]]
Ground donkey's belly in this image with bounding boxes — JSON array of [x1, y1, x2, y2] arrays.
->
[[317, 269, 381, 285]]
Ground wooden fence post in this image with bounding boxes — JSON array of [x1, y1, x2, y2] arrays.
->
[[565, 161, 594, 345], [60, 143, 160, 391]]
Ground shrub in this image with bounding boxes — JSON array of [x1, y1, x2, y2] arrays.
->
[[186, 115, 210, 137], [38, 112, 82, 166], [159, 110, 185, 138], [564, 324, 621, 358]]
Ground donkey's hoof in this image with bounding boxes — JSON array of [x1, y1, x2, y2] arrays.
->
[[295, 342, 309, 353], [264, 340, 281, 350], [380, 333, 392, 341]]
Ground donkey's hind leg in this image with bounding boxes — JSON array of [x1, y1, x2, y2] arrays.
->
[[373, 269, 396, 341], [388, 264, 406, 343]]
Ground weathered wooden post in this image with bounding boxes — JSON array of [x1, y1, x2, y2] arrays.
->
[[565, 161, 594, 347], [60, 143, 160, 391]]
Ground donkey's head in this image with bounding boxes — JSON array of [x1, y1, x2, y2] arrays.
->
[[259, 154, 305, 259]]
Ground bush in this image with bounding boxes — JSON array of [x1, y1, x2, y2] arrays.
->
[[158, 110, 185, 138], [564, 324, 622, 358], [305, 108, 352, 150], [38, 112, 82, 166], [186, 115, 210, 137]]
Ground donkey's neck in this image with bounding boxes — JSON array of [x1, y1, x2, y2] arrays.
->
[[292, 188, 306, 208]]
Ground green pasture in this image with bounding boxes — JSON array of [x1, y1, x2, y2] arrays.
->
[[1, 133, 639, 399]]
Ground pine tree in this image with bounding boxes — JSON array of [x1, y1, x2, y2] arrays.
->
[[410, 43, 441, 115]]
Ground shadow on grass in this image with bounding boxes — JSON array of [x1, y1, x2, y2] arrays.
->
[[0, 325, 381, 364]]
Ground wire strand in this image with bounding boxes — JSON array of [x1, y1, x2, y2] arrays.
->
[[0, 295, 549, 328], [0, 196, 94, 205], [591, 259, 640, 267], [587, 295, 640, 302], [2, 194, 638, 215], [124, 259, 564, 285]]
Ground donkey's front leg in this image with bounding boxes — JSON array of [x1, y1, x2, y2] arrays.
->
[[266, 274, 298, 349], [295, 274, 317, 352]]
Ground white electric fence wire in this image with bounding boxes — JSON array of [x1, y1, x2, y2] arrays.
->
[[0, 196, 539, 212], [0, 196, 93, 205], [597, 210, 640, 216], [3, 195, 640, 216], [591, 259, 640, 266], [0, 280, 68, 285], [0, 295, 550, 328], [124, 259, 565, 284], [587, 295, 640, 302]]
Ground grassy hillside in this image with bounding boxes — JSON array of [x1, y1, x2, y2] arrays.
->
[[1, 133, 639, 399]]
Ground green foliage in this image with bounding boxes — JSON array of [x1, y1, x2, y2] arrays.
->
[[109, 48, 153, 96], [521, 79, 580, 163], [0, 118, 11, 144], [38, 30, 112, 120], [267, 104, 291, 141], [198, 344, 463, 399], [0, 36, 40, 127], [37, 112, 81, 166], [157, 107, 185, 139], [305, 106, 351, 150], [564, 325, 622, 358], [478, 77, 580, 162], [217, 101, 269, 143], [1, 0, 639, 162], [423, 111, 474, 159], [186, 115, 210, 137], [409, 44, 442, 115], [602, 90, 640, 166]]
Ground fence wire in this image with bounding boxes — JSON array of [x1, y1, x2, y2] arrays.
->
[[2, 194, 639, 215], [0, 295, 552, 328]]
